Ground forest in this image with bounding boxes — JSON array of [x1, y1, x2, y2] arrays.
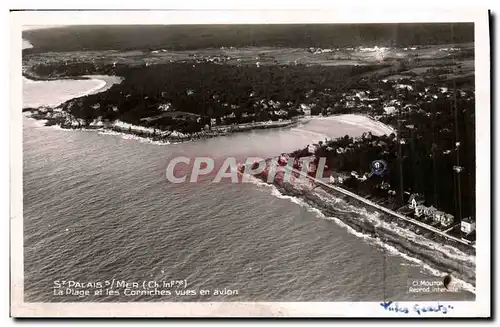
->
[[302, 93, 475, 220], [28, 61, 381, 133]]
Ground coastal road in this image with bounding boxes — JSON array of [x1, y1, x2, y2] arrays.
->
[[284, 166, 475, 249]]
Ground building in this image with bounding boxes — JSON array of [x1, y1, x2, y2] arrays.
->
[[413, 203, 443, 222], [273, 109, 288, 118], [383, 106, 397, 115], [408, 193, 425, 209], [158, 103, 172, 112], [307, 143, 319, 154], [440, 213, 454, 228], [423, 205, 437, 220], [461, 217, 476, 235], [414, 205, 426, 218], [330, 171, 349, 184], [300, 104, 312, 116], [433, 211, 445, 224]]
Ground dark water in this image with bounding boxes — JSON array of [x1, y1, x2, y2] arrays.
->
[[22, 82, 474, 303]]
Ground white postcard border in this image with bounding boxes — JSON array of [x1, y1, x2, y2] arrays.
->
[[10, 9, 491, 317]]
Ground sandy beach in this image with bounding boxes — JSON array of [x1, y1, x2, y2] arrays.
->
[[310, 114, 396, 136], [82, 75, 123, 95], [22, 75, 122, 108]]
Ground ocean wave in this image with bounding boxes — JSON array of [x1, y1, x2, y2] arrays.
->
[[48, 124, 103, 133], [98, 130, 177, 146], [24, 115, 49, 128], [374, 237, 476, 294], [34, 119, 49, 128], [24, 114, 176, 146], [245, 173, 476, 294], [320, 194, 474, 264]]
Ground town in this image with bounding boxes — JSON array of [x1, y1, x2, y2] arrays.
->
[[241, 62, 475, 244], [23, 41, 475, 245]]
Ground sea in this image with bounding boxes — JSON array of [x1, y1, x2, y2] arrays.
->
[[22, 72, 475, 303]]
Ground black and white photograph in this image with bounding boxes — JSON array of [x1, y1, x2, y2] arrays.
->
[[10, 9, 491, 317]]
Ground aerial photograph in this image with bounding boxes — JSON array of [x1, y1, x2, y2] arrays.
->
[[21, 23, 476, 303]]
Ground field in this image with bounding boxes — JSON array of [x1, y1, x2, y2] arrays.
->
[[23, 43, 474, 80], [22, 24, 475, 84]]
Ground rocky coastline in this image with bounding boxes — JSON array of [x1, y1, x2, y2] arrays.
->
[[245, 164, 476, 289], [23, 106, 301, 144]]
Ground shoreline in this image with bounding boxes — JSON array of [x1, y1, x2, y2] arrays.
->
[[311, 113, 396, 136], [239, 162, 476, 292], [23, 72, 398, 145], [23, 75, 308, 144], [25, 107, 395, 146], [25, 110, 394, 146], [82, 75, 124, 94], [23, 75, 123, 93], [23, 75, 123, 109], [24, 110, 303, 145]]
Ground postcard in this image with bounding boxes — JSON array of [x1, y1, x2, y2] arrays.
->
[[10, 9, 491, 318]]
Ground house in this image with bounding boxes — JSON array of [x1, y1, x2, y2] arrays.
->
[[273, 110, 288, 117], [355, 91, 367, 100], [361, 132, 373, 140], [307, 143, 319, 154], [433, 211, 445, 224], [158, 103, 172, 112], [408, 193, 425, 209], [383, 106, 396, 115], [387, 99, 401, 106], [440, 213, 454, 228], [461, 217, 476, 235], [330, 171, 349, 184], [345, 101, 356, 109], [300, 104, 311, 116], [423, 205, 437, 219], [359, 173, 369, 181], [414, 205, 426, 218], [379, 181, 390, 190], [395, 84, 414, 91]]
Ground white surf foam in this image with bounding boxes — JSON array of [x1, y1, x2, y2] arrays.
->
[[98, 130, 176, 146], [33, 119, 49, 127], [247, 175, 476, 294]]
